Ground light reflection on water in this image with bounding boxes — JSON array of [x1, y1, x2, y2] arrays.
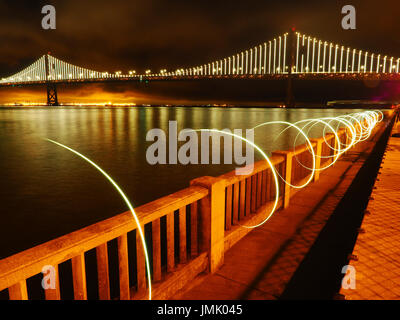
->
[[0, 106, 362, 258]]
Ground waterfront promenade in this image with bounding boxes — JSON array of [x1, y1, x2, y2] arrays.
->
[[339, 130, 400, 300], [177, 120, 391, 299], [0, 110, 395, 300]]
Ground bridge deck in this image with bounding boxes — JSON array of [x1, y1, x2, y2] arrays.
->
[[2, 73, 400, 88], [340, 131, 400, 300]]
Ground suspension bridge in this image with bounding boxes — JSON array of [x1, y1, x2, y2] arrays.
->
[[1, 30, 400, 106]]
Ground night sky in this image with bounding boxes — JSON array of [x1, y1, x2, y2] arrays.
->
[[0, 0, 399, 104]]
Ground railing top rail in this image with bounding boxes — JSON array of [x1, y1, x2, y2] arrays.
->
[[0, 185, 208, 291], [273, 140, 318, 158], [134, 185, 208, 225]]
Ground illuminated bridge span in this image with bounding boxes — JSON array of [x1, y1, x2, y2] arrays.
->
[[1, 30, 400, 105]]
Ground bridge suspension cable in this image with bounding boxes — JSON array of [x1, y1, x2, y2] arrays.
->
[[1, 31, 400, 84], [0, 55, 47, 84], [158, 31, 400, 78], [289, 32, 400, 75], [169, 33, 290, 77], [0, 54, 135, 85]]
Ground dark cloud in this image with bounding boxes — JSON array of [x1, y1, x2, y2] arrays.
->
[[1, 0, 399, 71]]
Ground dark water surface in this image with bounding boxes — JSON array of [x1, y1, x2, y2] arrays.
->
[[0, 106, 362, 258]]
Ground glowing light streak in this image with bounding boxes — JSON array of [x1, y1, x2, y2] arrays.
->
[[296, 33, 300, 73], [312, 39, 316, 73], [268, 41, 272, 74], [250, 49, 253, 75], [254, 47, 258, 74], [263, 43, 267, 74], [317, 40, 321, 73], [283, 35, 287, 74], [278, 36, 282, 74], [45, 139, 152, 300], [383, 56, 387, 73], [334, 45, 338, 73], [252, 121, 316, 189], [377, 55, 381, 73], [273, 39, 277, 74], [246, 50, 249, 74], [195, 129, 280, 229], [370, 54, 374, 73], [306, 37, 311, 73]]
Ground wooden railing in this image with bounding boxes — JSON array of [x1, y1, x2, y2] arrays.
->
[[0, 116, 388, 300], [0, 185, 208, 300], [220, 154, 285, 231]]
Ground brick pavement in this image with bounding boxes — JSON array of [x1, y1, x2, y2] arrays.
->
[[340, 135, 400, 300]]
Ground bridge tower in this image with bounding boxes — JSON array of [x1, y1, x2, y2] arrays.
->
[[44, 54, 59, 106], [286, 28, 296, 108]]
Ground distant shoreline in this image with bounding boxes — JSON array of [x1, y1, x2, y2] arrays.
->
[[0, 103, 395, 109]]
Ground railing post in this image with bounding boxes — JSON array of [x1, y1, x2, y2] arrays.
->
[[190, 176, 225, 273], [272, 151, 293, 208], [96, 243, 110, 300], [44, 264, 61, 300], [8, 280, 28, 300], [71, 253, 87, 300], [322, 133, 335, 162], [334, 129, 343, 158], [310, 138, 323, 182], [341, 129, 348, 155]]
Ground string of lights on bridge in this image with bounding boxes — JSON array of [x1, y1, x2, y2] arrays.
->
[[1, 32, 399, 85], [177, 32, 400, 77]]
